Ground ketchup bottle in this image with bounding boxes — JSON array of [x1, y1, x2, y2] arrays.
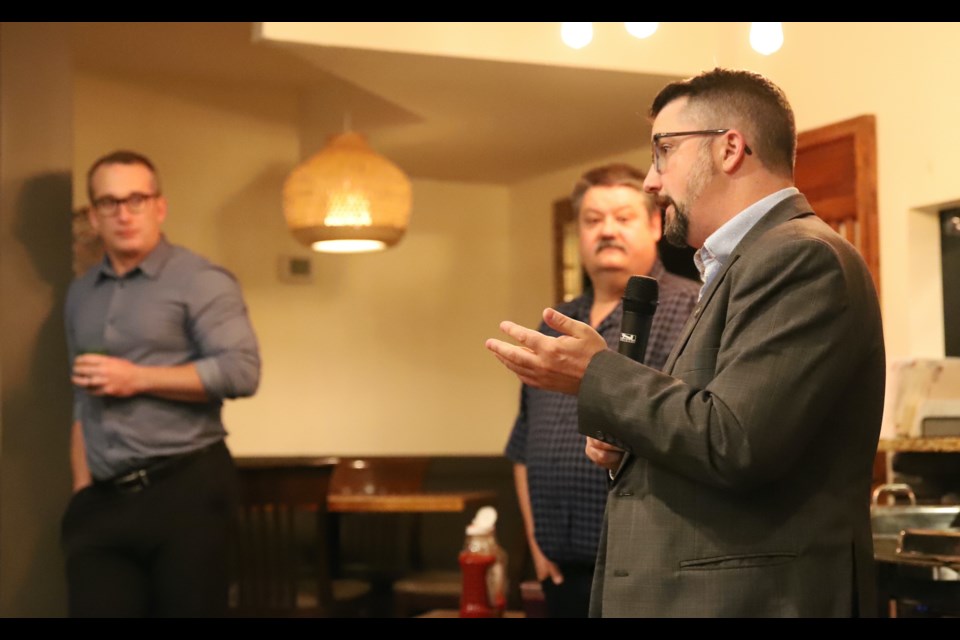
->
[[459, 506, 507, 618]]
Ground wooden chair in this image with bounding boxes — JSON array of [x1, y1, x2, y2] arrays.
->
[[230, 457, 372, 617]]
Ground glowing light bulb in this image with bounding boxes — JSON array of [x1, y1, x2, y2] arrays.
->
[[324, 190, 372, 227], [561, 22, 593, 50], [750, 22, 784, 56], [624, 22, 658, 39]]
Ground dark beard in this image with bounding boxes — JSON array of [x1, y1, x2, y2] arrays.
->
[[659, 201, 690, 248]]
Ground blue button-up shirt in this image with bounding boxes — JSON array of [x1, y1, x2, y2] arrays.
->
[[65, 236, 260, 480], [694, 187, 800, 300]]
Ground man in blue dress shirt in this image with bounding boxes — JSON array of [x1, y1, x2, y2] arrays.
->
[[62, 150, 261, 617]]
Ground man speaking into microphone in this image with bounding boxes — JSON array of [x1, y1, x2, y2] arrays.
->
[[487, 69, 885, 617], [503, 163, 698, 618]]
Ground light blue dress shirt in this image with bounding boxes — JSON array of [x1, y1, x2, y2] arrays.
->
[[694, 187, 800, 300]]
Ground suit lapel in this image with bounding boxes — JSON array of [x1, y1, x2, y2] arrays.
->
[[611, 193, 815, 482], [664, 193, 815, 372]]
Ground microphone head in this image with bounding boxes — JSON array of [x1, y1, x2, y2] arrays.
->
[[622, 275, 659, 314]]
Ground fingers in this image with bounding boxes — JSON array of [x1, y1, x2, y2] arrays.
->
[[71, 372, 103, 392], [548, 563, 564, 585], [587, 436, 623, 452], [486, 315, 593, 395], [496, 320, 548, 352], [533, 551, 565, 585], [73, 354, 110, 379], [73, 353, 108, 367], [485, 338, 536, 372], [72, 354, 116, 392], [542, 308, 589, 338], [585, 437, 625, 471]]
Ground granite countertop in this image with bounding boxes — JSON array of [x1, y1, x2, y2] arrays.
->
[[878, 438, 960, 453]]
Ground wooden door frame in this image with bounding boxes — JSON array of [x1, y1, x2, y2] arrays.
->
[[795, 114, 879, 296]]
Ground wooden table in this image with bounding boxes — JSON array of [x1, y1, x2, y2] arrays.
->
[[328, 490, 495, 513], [234, 455, 499, 610], [234, 456, 496, 513], [327, 490, 496, 582]]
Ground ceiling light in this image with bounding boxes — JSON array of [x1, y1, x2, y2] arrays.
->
[[749, 22, 784, 56], [561, 22, 593, 50], [624, 23, 658, 39], [560, 23, 785, 56], [283, 131, 412, 254]]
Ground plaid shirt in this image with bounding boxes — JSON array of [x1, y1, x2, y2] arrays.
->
[[505, 260, 699, 564]]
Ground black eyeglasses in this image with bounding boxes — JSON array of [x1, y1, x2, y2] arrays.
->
[[651, 129, 752, 173], [91, 192, 160, 217]]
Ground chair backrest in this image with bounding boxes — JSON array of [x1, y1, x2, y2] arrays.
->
[[231, 457, 339, 617]]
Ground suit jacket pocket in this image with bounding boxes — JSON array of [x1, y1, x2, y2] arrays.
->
[[679, 551, 797, 571]]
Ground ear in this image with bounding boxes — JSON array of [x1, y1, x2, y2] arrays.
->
[[719, 129, 751, 174], [155, 195, 169, 224]]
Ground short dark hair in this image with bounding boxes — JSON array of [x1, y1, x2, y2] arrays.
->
[[650, 68, 796, 178], [86, 150, 160, 202], [570, 163, 656, 218]]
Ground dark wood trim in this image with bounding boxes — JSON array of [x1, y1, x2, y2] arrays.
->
[[796, 114, 879, 298], [552, 197, 576, 306]]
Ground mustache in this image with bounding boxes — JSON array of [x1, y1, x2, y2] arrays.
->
[[595, 239, 627, 253], [654, 194, 675, 211]]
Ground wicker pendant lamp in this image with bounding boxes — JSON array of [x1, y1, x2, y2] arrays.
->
[[283, 131, 412, 253]]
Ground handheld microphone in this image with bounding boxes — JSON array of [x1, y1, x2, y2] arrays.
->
[[618, 275, 659, 364]]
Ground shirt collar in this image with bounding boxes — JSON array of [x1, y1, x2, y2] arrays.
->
[[96, 235, 173, 281], [695, 187, 799, 283]]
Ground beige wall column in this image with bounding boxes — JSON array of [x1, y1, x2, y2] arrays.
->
[[0, 22, 74, 616]]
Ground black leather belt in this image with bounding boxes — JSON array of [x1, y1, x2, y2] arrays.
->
[[99, 440, 223, 494]]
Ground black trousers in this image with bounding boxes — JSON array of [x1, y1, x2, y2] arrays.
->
[[61, 441, 239, 618], [540, 562, 595, 618]]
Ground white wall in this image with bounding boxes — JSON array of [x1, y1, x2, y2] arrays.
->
[[229, 177, 517, 455]]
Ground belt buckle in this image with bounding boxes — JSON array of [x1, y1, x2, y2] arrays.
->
[[115, 468, 150, 493]]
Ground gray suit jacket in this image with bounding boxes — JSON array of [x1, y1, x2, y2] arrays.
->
[[578, 193, 884, 617]]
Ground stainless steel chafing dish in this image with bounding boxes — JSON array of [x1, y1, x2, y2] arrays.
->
[[871, 483, 960, 581]]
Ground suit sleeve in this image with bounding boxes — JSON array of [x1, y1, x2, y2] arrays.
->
[[579, 232, 871, 491]]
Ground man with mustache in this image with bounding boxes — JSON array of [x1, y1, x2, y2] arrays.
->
[[504, 163, 698, 617], [487, 69, 885, 617]]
